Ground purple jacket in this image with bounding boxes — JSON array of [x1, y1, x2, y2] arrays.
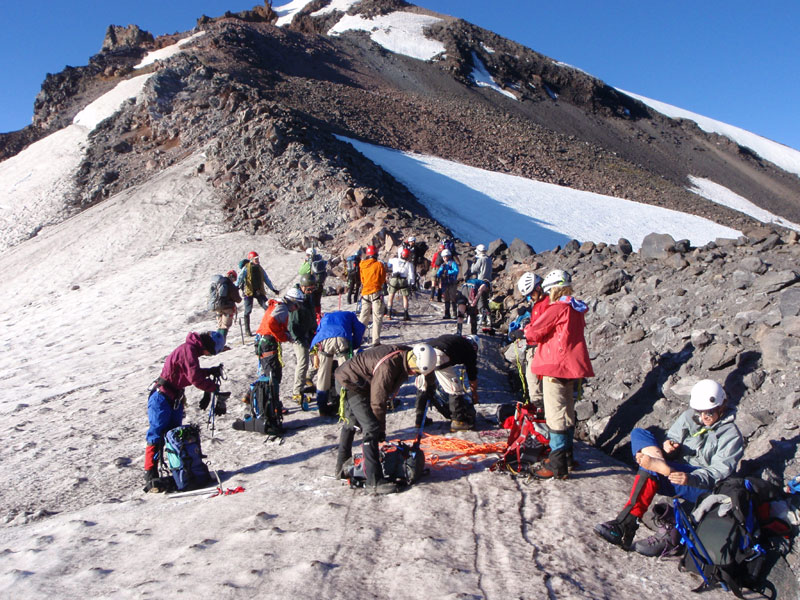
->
[[158, 332, 216, 397]]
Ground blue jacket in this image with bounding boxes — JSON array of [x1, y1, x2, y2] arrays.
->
[[436, 259, 459, 282], [309, 311, 366, 350]]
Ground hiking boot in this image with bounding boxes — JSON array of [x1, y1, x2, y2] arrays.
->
[[451, 419, 473, 432], [542, 456, 579, 472], [532, 465, 568, 480], [403, 311, 410, 321], [144, 467, 159, 483], [291, 394, 304, 406], [633, 504, 681, 557], [594, 513, 639, 550], [368, 481, 399, 495]]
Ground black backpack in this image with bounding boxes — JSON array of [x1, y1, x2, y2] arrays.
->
[[244, 378, 283, 435], [676, 477, 789, 597], [345, 442, 426, 488]]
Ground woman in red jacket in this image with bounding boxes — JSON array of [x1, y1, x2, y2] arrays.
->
[[523, 269, 594, 480]]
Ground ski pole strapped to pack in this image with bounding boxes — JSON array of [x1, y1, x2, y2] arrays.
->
[[164, 424, 212, 491]]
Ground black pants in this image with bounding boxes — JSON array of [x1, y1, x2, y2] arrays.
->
[[346, 274, 361, 304], [414, 389, 475, 428], [337, 389, 383, 486]]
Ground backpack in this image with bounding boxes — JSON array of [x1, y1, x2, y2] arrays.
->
[[345, 441, 426, 488], [311, 256, 327, 276], [677, 477, 790, 597], [346, 254, 359, 274], [443, 239, 456, 255], [164, 424, 212, 491], [491, 403, 550, 474], [208, 274, 233, 311], [243, 377, 284, 435]]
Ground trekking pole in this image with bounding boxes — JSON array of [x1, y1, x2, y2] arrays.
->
[[238, 311, 245, 346]]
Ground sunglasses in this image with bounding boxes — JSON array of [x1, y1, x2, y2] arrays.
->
[[696, 408, 719, 417]]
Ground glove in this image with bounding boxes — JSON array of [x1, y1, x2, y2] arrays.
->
[[199, 391, 211, 410], [509, 328, 525, 340], [209, 365, 224, 379], [214, 396, 228, 416]]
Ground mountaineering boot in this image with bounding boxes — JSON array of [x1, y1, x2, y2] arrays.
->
[[533, 448, 569, 480], [316, 390, 334, 416], [244, 315, 252, 337], [594, 513, 639, 550], [389, 307, 395, 319], [632, 503, 682, 557], [451, 419, 473, 432], [369, 480, 399, 495], [403, 310, 410, 321], [444, 301, 451, 319], [456, 320, 463, 335]]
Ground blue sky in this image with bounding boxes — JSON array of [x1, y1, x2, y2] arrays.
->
[[1, 1, 798, 151]]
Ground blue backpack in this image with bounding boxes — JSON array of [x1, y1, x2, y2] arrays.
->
[[164, 424, 211, 491]]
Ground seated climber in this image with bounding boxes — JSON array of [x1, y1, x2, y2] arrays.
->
[[594, 379, 744, 555]]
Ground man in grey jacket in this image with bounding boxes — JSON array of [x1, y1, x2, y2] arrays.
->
[[468, 244, 493, 325], [594, 379, 743, 552]]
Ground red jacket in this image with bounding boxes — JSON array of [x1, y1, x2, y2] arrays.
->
[[525, 296, 594, 379]]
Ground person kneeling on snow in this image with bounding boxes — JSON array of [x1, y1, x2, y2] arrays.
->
[[335, 343, 437, 495], [414, 334, 480, 432], [594, 379, 744, 555], [144, 331, 227, 491]]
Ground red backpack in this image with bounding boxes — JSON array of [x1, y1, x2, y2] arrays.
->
[[492, 403, 550, 474]]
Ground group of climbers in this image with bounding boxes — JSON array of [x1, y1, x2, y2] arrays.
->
[[508, 267, 745, 560], [143, 238, 751, 563]]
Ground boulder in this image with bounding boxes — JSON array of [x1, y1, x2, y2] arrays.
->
[[640, 233, 676, 260], [623, 328, 646, 344], [701, 343, 739, 371], [760, 332, 800, 370], [617, 238, 633, 255], [487, 238, 507, 256], [598, 269, 631, 295], [753, 271, 799, 294], [740, 256, 768, 274], [779, 287, 800, 318], [508, 238, 535, 263]]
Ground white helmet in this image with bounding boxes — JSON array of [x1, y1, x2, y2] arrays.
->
[[689, 379, 726, 411], [411, 343, 437, 375], [542, 269, 571, 293], [441, 249, 452, 258], [476, 244, 487, 255], [517, 272, 543, 296], [283, 287, 305, 304], [305, 248, 314, 256], [407, 236, 416, 243], [464, 335, 481, 353]]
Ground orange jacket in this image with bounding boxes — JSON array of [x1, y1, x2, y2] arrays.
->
[[359, 258, 387, 296], [256, 299, 291, 343]]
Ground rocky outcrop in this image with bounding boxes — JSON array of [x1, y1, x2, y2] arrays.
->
[[101, 25, 154, 52], [488, 224, 800, 484]]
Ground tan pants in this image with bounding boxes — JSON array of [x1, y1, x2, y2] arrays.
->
[[292, 341, 310, 396], [542, 376, 576, 432], [315, 337, 351, 392], [524, 347, 543, 405], [359, 292, 385, 345], [215, 307, 235, 330]]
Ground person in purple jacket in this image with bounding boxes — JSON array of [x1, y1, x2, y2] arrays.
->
[[143, 331, 226, 490]]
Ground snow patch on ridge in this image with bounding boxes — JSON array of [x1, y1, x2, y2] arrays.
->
[[328, 12, 446, 61], [312, 0, 361, 18], [687, 176, 800, 232], [134, 31, 207, 69], [338, 135, 740, 251], [470, 52, 517, 100], [0, 40, 202, 253], [620, 89, 800, 179]]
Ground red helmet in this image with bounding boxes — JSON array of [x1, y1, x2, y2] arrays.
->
[[226, 270, 237, 279], [365, 245, 377, 257], [248, 251, 258, 259], [401, 248, 411, 260]]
